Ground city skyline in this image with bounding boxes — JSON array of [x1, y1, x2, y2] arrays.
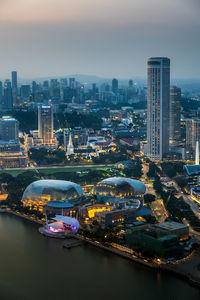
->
[[0, 0, 199, 79]]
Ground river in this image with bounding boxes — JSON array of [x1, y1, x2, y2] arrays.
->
[[0, 214, 199, 300]]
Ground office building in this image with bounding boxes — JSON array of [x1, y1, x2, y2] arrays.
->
[[20, 85, 31, 100], [129, 80, 133, 88], [169, 86, 181, 145], [11, 71, 18, 106], [147, 57, 170, 160], [69, 78, 75, 89], [112, 78, 118, 93], [0, 116, 19, 141], [38, 105, 55, 145], [0, 81, 3, 106], [0, 140, 27, 168], [186, 118, 200, 151], [3, 80, 13, 109]]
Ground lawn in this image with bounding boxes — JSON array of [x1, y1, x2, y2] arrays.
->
[[0, 166, 110, 177]]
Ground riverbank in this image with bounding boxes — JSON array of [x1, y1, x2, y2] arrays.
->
[[1, 209, 200, 289], [0, 209, 43, 226], [77, 235, 200, 288]]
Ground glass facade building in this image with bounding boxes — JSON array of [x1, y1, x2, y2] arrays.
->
[[22, 180, 84, 211], [147, 57, 170, 161], [92, 177, 146, 198]]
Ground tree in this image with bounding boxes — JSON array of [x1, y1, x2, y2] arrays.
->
[[144, 193, 155, 203]]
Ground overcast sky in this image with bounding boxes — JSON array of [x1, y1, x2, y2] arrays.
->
[[0, 0, 199, 79]]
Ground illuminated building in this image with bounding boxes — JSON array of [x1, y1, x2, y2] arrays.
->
[[38, 104, 57, 146], [0, 116, 19, 141], [3, 80, 13, 109], [67, 132, 74, 156], [11, 71, 18, 106], [39, 215, 79, 238], [79, 204, 112, 219], [92, 177, 146, 201], [169, 86, 181, 146], [186, 118, 200, 154], [147, 57, 170, 161], [185, 164, 200, 189], [22, 180, 84, 212], [95, 207, 138, 227], [0, 140, 27, 168], [46, 200, 75, 217]]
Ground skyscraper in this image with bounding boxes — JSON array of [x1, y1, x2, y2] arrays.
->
[[169, 86, 181, 146], [147, 57, 170, 160], [38, 105, 54, 145], [69, 78, 75, 89], [3, 80, 13, 109], [186, 118, 200, 151], [12, 71, 18, 106], [129, 80, 133, 88], [112, 78, 118, 93], [0, 116, 19, 141], [0, 81, 3, 106]]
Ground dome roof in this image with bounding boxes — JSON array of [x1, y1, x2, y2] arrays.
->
[[92, 177, 146, 198], [22, 180, 83, 206]]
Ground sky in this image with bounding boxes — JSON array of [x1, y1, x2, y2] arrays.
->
[[0, 0, 199, 79]]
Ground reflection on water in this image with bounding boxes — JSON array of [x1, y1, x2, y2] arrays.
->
[[0, 213, 199, 300]]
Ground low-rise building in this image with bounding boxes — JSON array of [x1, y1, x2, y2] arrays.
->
[[79, 204, 112, 219], [152, 221, 189, 239], [95, 207, 137, 227], [0, 140, 27, 168], [126, 227, 184, 258]]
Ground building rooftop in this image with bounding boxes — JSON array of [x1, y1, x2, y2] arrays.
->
[[185, 165, 200, 176], [155, 221, 187, 231]]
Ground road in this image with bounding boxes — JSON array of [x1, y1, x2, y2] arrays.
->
[[163, 179, 200, 220], [1, 164, 114, 171]]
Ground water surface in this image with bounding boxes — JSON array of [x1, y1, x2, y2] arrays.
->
[[0, 214, 199, 300]]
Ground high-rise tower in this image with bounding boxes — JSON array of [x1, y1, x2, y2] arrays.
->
[[4, 80, 13, 109], [147, 57, 170, 160], [169, 86, 181, 146], [12, 71, 18, 106], [38, 105, 54, 145], [112, 78, 118, 93], [186, 118, 200, 151]]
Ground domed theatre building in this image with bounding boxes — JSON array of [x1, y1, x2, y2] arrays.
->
[[22, 179, 84, 215]]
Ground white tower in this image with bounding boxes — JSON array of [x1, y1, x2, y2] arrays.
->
[[67, 132, 74, 156], [147, 57, 170, 161]]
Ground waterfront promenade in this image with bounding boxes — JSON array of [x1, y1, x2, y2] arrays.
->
[[1, 208, 200, 289]]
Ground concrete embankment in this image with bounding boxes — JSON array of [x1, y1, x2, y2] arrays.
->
[[76, 235, 159, 270], [1, 209, 200, 288], [75, 235, 200, 288], [0, 209, 43, 225]]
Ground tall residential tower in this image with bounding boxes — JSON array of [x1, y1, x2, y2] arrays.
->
[[147, 57, 170, 160], [38, 105, 54, 145], [169, 86, 181, 146], [11, 71, 18, 106]]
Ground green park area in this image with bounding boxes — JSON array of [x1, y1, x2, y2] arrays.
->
[[0, 165, 110, 177]]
